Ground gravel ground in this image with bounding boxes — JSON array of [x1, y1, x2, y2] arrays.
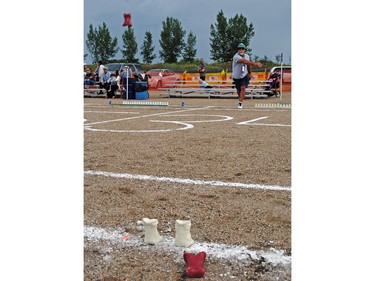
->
[[84, 90, 291, 280]]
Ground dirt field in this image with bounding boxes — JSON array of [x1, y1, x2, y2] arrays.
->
[[84, 90, 292, 280]]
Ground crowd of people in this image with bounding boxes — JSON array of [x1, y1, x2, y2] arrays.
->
[[84, 43, 265, 107], [84, 61, 140, 98]]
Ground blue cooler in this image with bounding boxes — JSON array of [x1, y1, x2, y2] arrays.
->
[[136, 91, 149, 100], [134, 82, 149, 100]]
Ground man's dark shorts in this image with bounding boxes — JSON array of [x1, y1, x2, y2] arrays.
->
[[233, 74, 250, 93]]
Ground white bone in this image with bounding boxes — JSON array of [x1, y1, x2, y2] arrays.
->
[[142, 218, 162, 244], [175, 219, 194, 247]]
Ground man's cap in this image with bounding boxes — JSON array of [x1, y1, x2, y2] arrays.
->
[[237, 43, 247, 49], [103, 66, 108, 70]]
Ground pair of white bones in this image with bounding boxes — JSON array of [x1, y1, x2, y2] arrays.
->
[[143, 218, 194, 247]]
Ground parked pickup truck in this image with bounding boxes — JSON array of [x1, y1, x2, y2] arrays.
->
[[268, 65, 291, 83]]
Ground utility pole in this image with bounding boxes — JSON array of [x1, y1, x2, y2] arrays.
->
[[280, 53, 283, 100]]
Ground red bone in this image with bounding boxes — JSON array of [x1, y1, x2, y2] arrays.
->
[[122, 13, 132, 27], [183, 251, 206, 278]]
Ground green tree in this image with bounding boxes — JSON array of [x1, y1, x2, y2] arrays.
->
[[140, 31, 156, 64], [209, 10, 230, 63], [121, 27, 138, 62], [85, 23, 118, 63], [182, 31, 197, 63], [228, 14, 255, 55], [159, 17, 186, 63], [275, 54, 282, 64], [209, 10, 255, 63]]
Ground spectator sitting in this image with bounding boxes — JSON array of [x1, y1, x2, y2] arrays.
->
[[199, 79, 213, 88], [99, 66, 111, 94], [84, 65, 92, 74], [84, 73, 96, 86], [84, 65, 92, 80]]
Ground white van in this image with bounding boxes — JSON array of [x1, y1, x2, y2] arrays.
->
[[269, 65, 292, 83]]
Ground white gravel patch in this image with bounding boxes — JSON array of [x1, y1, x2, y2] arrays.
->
[[84, 226, 291, 265]]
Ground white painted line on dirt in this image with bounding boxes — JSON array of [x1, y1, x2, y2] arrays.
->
[[84, 170, 291, 191], [85, 121, 194, 133], [85, 106, 212, 126], [237, 116, 269, 125], [84, 226, 291, 265], [84, 112, 233, 133], [246, 123, 291, 127], [170, 114, 233, 123], [237, 116, 291, 127]]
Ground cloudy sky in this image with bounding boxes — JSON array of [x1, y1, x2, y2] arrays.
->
[[84, 0, 291, 64]]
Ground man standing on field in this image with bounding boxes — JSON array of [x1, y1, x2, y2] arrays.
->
[[232, 43, 262, 109]]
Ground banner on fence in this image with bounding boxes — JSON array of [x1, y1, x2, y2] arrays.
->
[[180, 71, 269, 84]]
